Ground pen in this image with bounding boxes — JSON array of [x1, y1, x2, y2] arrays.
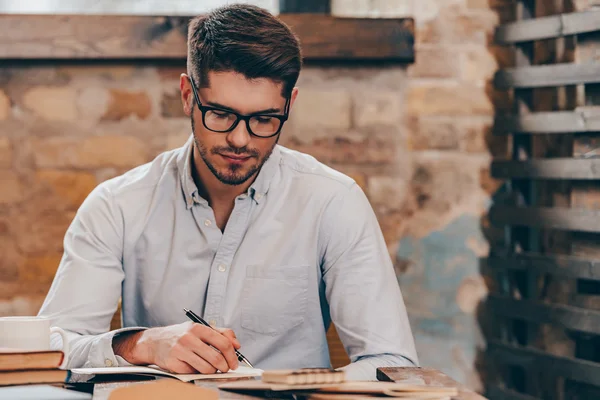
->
[[183, 308, 254, 369]]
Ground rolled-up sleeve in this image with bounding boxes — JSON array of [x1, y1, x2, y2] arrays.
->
[[38, 184, 145, 369], [320, 183, 419, 380]]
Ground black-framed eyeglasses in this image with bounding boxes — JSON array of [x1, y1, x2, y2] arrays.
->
[[188, 75, 290, 138]]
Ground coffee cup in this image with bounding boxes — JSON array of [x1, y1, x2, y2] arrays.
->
[[0, 316, 69, 369]]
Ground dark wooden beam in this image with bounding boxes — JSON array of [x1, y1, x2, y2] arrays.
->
[[486, 294, 600, 335], [0, 14, 414, 62], [486, 252, 600, 280], [491, 159, 600, 180], [494, 110, 600, 134], [494, 63, 600, 89], [486, 386, 540, 400], [279, 0, 330, 13], [495, 10, 600, 44], [488, 340, 600, 387], [489, 206, 600, 233]]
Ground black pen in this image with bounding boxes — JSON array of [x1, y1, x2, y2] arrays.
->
[[183, 308, 254, 369]]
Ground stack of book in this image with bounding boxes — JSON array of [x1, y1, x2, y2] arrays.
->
[[0, 350, 67, 386]]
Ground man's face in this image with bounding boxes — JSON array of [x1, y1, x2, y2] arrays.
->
[[181, 71, 297, 186]]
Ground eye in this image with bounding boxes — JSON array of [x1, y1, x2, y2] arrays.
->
[[255, 116, 274, 124], [212, 110, 232, 119]]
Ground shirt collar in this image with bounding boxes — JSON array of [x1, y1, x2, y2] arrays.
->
[[176, 134, 281, 209]]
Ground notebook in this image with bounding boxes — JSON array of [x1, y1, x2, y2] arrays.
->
[[262, 368, 345, 385], [0, 384, 91, 400], [0, 369, 68, 386], [219, 380, 459, 398], [0, 350, 64, 372], [69, 365, 262, 382]]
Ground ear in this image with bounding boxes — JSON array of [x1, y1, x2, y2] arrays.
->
[[180, 73, 193, 117], [288, 87, 299, 112]]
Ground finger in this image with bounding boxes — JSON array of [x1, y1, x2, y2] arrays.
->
[[178, 346, 218, 374], [167, 343, 216, 375], [180, 331, 230, 373], [217, 328, 241, 349], [193, 325, 239, 370], [163, 358, 196, 374]]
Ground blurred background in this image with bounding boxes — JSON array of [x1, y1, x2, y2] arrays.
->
[[1, 1, 600, 399]]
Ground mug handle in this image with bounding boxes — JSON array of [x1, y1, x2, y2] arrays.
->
[[50, 327, 70, 369]]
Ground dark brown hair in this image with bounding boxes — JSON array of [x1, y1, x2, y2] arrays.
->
[[187, 4, 302, 98]]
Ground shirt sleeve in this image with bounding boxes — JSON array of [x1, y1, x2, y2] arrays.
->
[[37, 184, 146, 369], [320, 183, 419, 380]]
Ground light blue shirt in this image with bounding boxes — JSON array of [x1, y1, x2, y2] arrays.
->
[[38, 136, 418, 380]]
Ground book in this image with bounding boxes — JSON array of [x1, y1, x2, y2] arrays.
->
[[262, 368, 345, 385], [220, 380, 343, 392], [0, 350, 64, 372], [220, 380, 459, 398], [69, 365, 262, 383], [0, 384, 92, 399], [307, 393, 453, 400], [318, 382, 459, 397], [0, 369, 68, 386]]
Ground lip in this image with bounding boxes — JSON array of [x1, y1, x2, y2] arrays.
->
[[220, 153, 252, 162]]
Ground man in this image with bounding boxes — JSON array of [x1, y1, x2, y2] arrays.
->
[[38, 4, 418, 380]]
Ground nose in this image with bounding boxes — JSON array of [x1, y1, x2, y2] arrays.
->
[[226, 120, 252, 150]]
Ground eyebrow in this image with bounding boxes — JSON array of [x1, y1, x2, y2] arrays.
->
[[206, 101, 281, 115]]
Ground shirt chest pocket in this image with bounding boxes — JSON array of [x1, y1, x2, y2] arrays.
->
[[241, 264, 309, 336]]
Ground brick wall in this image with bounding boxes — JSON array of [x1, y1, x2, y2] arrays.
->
[[395, 0, 509, 391], [0, 0, 507, 390]]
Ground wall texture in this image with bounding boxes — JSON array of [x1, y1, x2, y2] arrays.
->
[[0, 0, 508, 390], [393, 0, 510, 391]]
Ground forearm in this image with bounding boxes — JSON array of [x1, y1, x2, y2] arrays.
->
[[339, 353, 417, 381], [112, 329, 150, 365], [53, 327, 146, 369]]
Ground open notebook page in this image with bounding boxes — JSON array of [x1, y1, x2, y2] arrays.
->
[[70, 365, 262, 382]]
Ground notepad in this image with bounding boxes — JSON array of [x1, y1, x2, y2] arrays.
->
[[70, 365, 262, 382], [262, 368, 345, 385]]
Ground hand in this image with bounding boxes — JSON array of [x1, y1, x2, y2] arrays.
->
[[114, 322, 241, 374]]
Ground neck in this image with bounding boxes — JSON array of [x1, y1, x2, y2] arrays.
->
[[192, 145, 256, 205]]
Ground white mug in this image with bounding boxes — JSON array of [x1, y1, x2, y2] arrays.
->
[[0, 316, 69, 369]]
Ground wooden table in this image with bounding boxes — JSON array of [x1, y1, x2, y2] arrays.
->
[[84, 368, 487, 399]]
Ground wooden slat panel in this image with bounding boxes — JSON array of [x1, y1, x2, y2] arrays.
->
[[489, 206, 600, 232], [491, 159, 600, 179], [494, 109, 600, 134], [0, 14, 414, 61], [494, 63, 600, 89], [495, 11, 600, 44], [486, 253, 600, 280], [488, 340, 600, 386], [487, 294, 600, 334], [487, 386, 540, 400]]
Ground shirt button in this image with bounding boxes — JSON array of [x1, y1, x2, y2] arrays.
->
[[209, 319, 217, 327], [217, 263, 227, 272], [255, 193, 263, 200], [204, 219, 212, 227], [105, 358, 114, 367]]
